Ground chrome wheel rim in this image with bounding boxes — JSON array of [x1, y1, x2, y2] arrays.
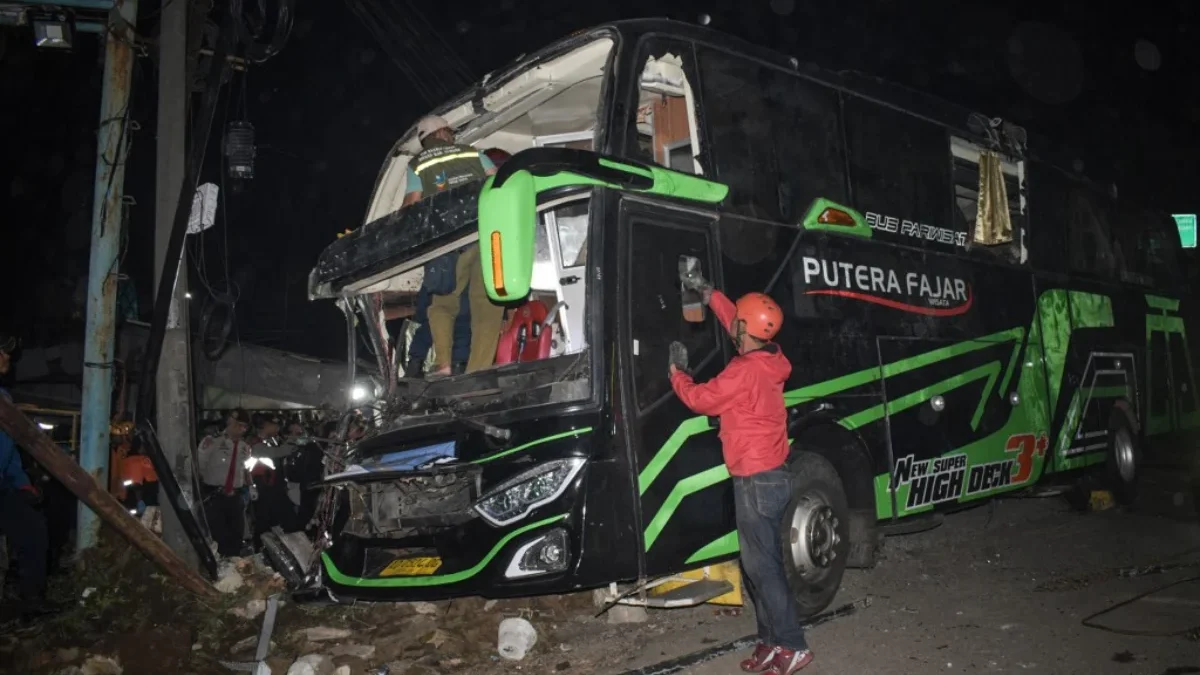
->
[[1113, 427, 1136, 484], [789, 496, 840, 575]]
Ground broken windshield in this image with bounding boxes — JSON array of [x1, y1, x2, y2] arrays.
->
[[353, 194, 595, 424]]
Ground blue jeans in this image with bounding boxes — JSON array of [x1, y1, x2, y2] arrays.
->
[[733, 469, 808, 651], [410, 286, 471, 366]]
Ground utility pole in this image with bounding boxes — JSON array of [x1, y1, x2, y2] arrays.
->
[[77, 0, 138, 550], [154, 0, 199, 568]]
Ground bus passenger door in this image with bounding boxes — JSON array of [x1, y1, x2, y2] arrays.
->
[[618, 200, 734, 578]]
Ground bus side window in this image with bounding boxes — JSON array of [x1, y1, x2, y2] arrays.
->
[[951, 136, 1026, 261], [695, 48, 846, 223], [630, 38, 703, 175], [1065, 186, 1122, 280], [628, 220, 719, 411], [1141, 211, 1183, 288]]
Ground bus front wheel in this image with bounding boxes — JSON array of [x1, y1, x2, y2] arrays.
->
[[781, 452, 851, 618]]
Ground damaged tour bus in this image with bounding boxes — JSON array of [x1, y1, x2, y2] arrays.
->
[[269, 19, 1196, 614]]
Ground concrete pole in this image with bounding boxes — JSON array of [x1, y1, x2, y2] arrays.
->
[[153, 0, 200, 569], [77, 0, 138, 551]]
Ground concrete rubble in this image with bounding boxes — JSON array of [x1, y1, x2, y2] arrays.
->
[[298, 627, 353, 642], [286, 654, 335, 675], [214, 561, 246, 594], [329, 643, 377, 660]]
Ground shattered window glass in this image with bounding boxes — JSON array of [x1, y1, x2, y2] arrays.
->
[[555, 201, 589, 268]]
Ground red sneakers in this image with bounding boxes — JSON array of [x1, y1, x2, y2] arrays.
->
[[765, 648, 814, 675], [739, 643, 779, 672]]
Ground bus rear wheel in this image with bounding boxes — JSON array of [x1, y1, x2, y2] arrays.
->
[[781, 452, 850, 618], [1105, 411, 1140, 506]]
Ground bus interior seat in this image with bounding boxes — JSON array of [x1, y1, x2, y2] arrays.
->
[[495, 299, 555, 365]]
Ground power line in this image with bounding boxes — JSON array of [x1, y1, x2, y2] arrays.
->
[[400, 0, 474, 85], [361, 0, 458, 99], [343, 0, 440, 106]]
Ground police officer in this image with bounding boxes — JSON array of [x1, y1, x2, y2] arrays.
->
[[0, 333, 57, 617], [401, 116, 505, 377], [197, 409, 252, 557]]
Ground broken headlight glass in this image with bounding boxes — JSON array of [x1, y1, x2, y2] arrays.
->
[[473, 458, 586, 527]]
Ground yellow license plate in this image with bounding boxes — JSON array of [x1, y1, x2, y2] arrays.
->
[[380, 556, 443, 577]]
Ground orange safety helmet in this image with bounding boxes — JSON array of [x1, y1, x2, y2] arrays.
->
[[734, 292, 784, 341]]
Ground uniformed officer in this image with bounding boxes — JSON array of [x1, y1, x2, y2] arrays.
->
[[197, 409, 252, 557], [401, 116, 505, 377]]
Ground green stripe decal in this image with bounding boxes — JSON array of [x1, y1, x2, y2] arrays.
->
[[686, 530, 739, 564], [473, 428, 593, 464], [639, 328, 1026, 496], [644, 464, 730, 551], [321, 514, 567, 587], [783, 327, 1023, 406], [638, 417, 713, 495], [838, 361, 1003, 432], [1146, 294, 1180, 312]]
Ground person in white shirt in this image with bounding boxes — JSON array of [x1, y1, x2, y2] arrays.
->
[[197, 409, 252, 557]]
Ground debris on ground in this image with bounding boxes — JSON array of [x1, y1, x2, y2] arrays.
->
[[231, 598, 268, 620], [79, 655, 122, 675], [297, 627, 352, 642], [329, 643, 376, 660], [606, 605, 649, 625], [285, 654, 334, 675], [10, 472, 1196, 675], [232, 635, 277, 654], [215, 561, 246, 594], [498, 617, 538, 660]]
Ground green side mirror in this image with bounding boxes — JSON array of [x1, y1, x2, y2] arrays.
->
[[477, 172, 537, 303]]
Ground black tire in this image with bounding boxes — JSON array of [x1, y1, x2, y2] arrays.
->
[[1105, 410, 1140, 506], [781, 452, 851, 618]]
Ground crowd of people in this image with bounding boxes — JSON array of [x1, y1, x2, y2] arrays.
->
[[195, 409, 349, 558]]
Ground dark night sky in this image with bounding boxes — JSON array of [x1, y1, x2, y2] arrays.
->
[[2, 0, 1198, 361]]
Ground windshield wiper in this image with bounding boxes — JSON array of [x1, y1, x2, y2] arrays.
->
[[448, 411, 511, 441]]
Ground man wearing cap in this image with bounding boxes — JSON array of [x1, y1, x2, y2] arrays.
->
[[197, 409, 253, 557], [0, 333, 57, 616], [401, 116, 505, 377]]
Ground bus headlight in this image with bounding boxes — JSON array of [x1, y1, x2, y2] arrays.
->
[[474, 458, 586, 527]]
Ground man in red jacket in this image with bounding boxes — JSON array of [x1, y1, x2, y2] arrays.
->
[[668, 281, 812, 674]]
